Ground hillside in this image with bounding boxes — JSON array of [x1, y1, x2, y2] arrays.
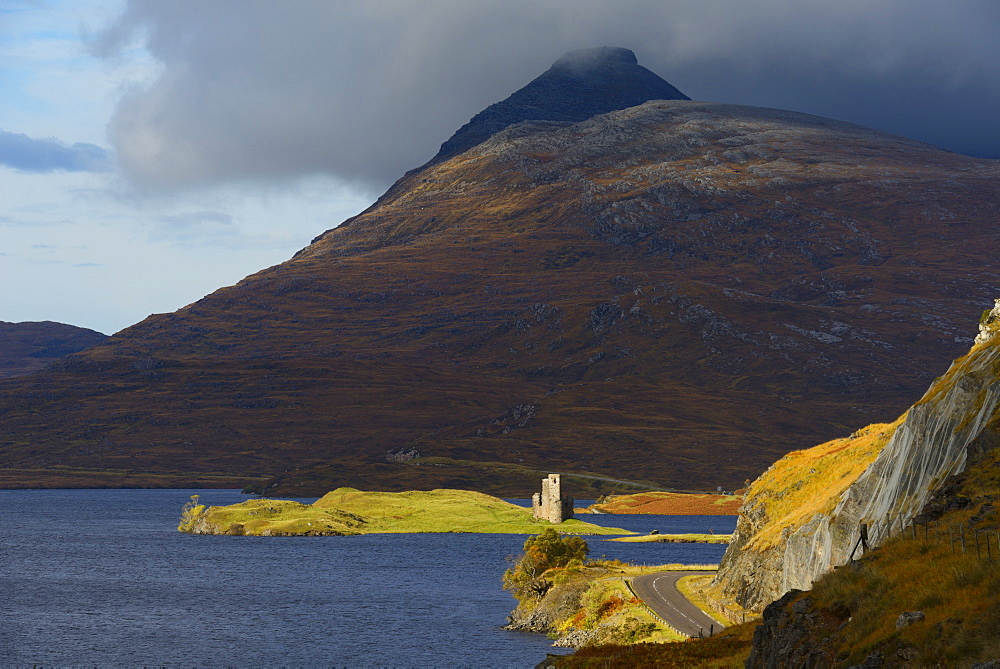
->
[[0, 320, 107, 379], [711, 301, 1000, 616], [1, 48, 998, 493]]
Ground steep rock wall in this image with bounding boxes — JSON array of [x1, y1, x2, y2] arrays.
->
[[714, 307, 1000, 612]]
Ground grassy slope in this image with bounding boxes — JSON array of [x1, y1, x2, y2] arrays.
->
[[590, 491, 742, 515], [182, 487, 632, 536], [546, 621, 757, 668], [553, 564, 688, 646], [739, 417, 904, 551], [750, 446, 1000, 666]]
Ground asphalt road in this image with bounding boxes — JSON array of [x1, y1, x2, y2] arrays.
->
[[631, 570, 725, 638]]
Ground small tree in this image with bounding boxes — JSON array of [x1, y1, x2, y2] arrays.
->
[[503, 528, 589, 602], [178, 494, 206, 532]]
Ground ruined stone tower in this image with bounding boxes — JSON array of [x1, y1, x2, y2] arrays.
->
[[532, 473, 574, 523]]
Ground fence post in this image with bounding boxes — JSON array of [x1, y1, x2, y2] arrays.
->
[[975, 530, 982, 561], [960, 525, 967, 555]]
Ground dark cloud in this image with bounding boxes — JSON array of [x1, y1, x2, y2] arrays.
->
[[0, 130, 112, 173], [97, 0, 1000, 192]]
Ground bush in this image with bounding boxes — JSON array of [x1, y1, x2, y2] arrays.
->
[[503, 528, 589, 601], [178, 494, 207, 532]]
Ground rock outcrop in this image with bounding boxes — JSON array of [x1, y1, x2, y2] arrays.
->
[[714, 300, 1000, 612]]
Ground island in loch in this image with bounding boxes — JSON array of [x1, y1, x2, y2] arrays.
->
[[178, 487, 633, 536]]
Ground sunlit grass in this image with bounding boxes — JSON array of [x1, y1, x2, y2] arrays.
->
[[183, 487, 634, 535], [808, 524, 1000, 664], [745, 415, 905, 550], [676, 574, 731, 626]]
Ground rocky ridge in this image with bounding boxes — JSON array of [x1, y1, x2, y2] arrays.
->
[[714, 300, 1000, 613]]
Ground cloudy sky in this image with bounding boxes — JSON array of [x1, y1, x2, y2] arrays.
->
[[2, 0, 998, 335]]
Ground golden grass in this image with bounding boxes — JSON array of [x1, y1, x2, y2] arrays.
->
[[808, 523, 1000, 664], [314, 487, 630, 534], [561, 573, 686, 645], [549, 621, 757, 668], [745, 415, 905, 551], [675, 574, 732, 626]]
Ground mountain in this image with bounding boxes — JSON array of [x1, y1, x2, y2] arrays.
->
[[1, 48, 999, 494], [432, 46, 689, 163], [0, 321, 107, 379]]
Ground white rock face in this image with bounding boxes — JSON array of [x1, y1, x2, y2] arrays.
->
[[975, 298, 1000, 345], [715, 319, 1000, 612]]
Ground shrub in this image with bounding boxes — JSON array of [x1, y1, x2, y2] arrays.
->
[[178, 494, 207, 532], [503, 528, 589, 602]]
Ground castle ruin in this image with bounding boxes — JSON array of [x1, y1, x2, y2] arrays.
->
[[532, 473, 574, 523]]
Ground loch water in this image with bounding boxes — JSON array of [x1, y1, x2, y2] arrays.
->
[[0, 489, 734, 667]]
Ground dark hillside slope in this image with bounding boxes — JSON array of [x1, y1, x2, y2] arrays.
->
[[0, 321, 107, 379], [1, 52, 998, 494]]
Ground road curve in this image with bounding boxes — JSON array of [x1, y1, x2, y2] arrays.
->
[[631, 570, 725, 638]]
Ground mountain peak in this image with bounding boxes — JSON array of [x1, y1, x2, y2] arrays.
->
[[550, 45, 638, 70], [432, 46, 689, 162]]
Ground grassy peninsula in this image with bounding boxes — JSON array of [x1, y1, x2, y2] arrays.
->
[[588, 491, 742, 515], [608, 533, 730, 544], [178, 487, 632, 536]]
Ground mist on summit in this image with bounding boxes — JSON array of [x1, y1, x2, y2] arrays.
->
[[433, 46, 690, 163]]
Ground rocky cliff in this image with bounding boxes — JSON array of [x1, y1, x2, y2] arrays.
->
[[2, 48, 999, 493], [714, 300, 1000, 613]]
